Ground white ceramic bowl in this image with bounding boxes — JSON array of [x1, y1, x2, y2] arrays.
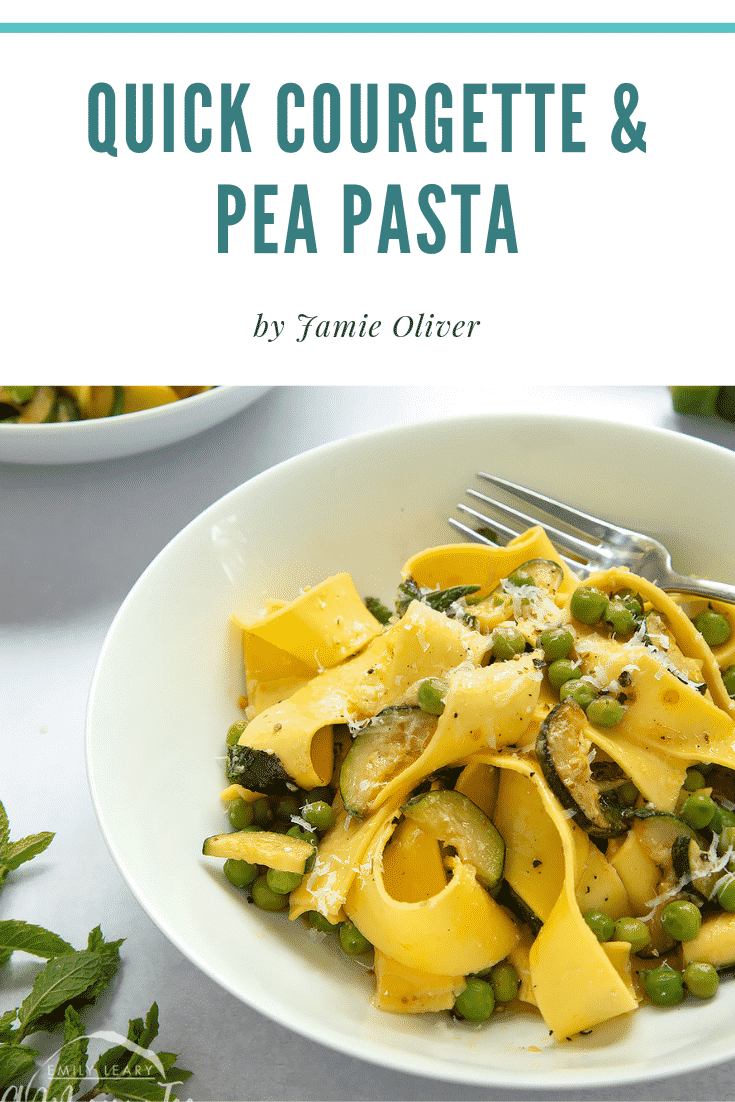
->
[[0, 386, 270, 464], [86, 413, 735, 1090]]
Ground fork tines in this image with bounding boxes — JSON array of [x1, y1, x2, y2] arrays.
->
[[449, 473, 614, 572]]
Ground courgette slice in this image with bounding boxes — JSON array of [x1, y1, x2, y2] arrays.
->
[[108, 385, 126, 417], [704, 765, 735, 807], [339, 706, 437, 818], [672, 835, 720, 902], [631, 809, 699, 870], [54, 395, 80, 422], [643, 611, 707, 694], [226, 743, 294, 795], [16, 386, 56, 423], [495, 881, 543, 934], [202, 830, 314, 873], [590, 760, 629, 793], [400, 789, 505, 892], [535, 700, 628, 837]]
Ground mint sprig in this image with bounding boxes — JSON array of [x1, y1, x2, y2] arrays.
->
[[0, 920, 76, 963], [17, 950, 103, 1041], [0, 1043, 39, 1093], [0, 799, 192, 1099], [46, 1005, 89, 1101], [0, 799, 54, 894]]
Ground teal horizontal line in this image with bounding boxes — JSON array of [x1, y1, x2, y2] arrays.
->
[[1, 22, 734, 32]]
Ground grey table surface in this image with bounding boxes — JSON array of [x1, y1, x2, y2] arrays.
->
[[3, 385, 735, 1102]]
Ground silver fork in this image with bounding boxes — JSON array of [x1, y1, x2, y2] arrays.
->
[[449, 473, 735, 604]]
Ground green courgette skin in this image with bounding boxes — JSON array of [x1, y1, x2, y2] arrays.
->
[[536, 701, 629, 838], [339, 706, 437, 818], [108, 386, 126, 417], [495, 881, 543, 934], [226, 743, 294, 794], [401, 789, 505, 892], [671, 835, 716, 904]]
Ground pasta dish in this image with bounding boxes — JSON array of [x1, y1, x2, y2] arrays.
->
[[203, 525, 735, 1038]]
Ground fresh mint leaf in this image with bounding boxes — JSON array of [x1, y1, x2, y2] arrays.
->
[[157, 1057, 192, 1087], [17, 950, 102, 1039], [87, 926, 105, 953], [0, 920, 76, 962], [4, 831, 55, 871], [137, 1003, 160, 1053], [95, 1010, 149, 1079], [0, 947, 11, 967], [96, 1004, 191, 1101], [0, 1043, 39, 1093], [0, 800, 9, 854], [0, 1009, 18, 1043], [84, 927, 124, 1001], [0, 802, 54, 897], [46, 1005, 89, 1101], [26, 929, 125, 1036]]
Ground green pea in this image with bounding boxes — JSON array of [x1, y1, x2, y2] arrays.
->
[[683, 961, 719, 999], [583, 909, 615, 942], [661, 899, 702, 942], [559, 679, 597, 709], [605, 602, 637, 637], [693, 608, 732, 648], [251, 874, 289, 911], [252, 798, 272, 826], [275, 795, 300, 821], [716, 875, 735, 912], [617, 589, 644, 618], [301, 800, 335, 832], [547, 659, 582, 692], [570, 586, 609, 625], [418, 677, 448, 715], [683, 768, 706, 792], [722, 665, 735, 698], [223, 858, 257, 888], [507, 568, 533, 587], [227, 798, 254, 831], [226, 719, 248, 746], [616, 781, 640, 808], [308, 911, 340, 933], [537, 627, 574, 662], [339, 920, 372, 955], [454, 978, 495, 1022], [586, 697, 625, 728], [613, 916, 650, 953], [644, 963, 685, 1006], [489, 962, 519, 1002], [286, 824, 319, 846], [681, 793, 717, 831], [266, 867, 303, 895], [492, 625, 526, 661]]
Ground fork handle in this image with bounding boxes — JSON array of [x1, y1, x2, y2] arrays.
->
[[662, 572, 735, 606]]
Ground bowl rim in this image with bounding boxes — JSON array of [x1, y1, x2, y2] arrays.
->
[[85, 409, 735, 1090]]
